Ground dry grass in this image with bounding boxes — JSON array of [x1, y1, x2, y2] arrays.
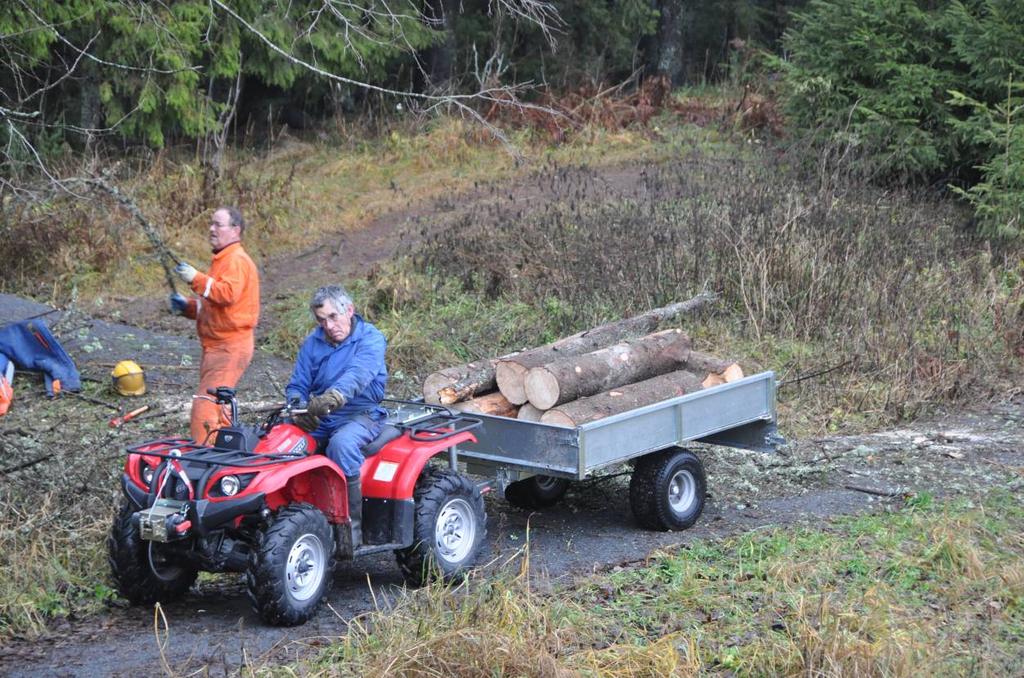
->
[[294, 543, 701, 678], [0, 114, 699, 304]]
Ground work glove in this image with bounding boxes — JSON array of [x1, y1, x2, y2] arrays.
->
[[308, 389, 345, 417], [168, 292, 188, 315], [294, 412, 321, 432], [175, 261, 198, 283], [286, 395, 306, 411]]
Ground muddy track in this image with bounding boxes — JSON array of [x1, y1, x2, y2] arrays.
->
[[1, 162, 1022, 676]]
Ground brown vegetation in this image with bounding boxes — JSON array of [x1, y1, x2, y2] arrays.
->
[[482, 75, 782, 143], [416, 146, 1022, 428]]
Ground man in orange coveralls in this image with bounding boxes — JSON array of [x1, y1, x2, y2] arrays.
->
[[169, 207, 260, 443]]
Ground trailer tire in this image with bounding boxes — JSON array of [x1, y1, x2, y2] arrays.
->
[[246, 503, 335, 626], [504, 475, 571, 509], [629, 448, 706, 531], [397, 466, 486, 586], [108, 502, 198, 605]]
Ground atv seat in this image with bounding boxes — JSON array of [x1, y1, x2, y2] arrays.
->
[[363, 424, 402, 457]]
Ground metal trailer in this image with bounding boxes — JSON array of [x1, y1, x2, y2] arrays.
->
[[443, 371, 783, 531]]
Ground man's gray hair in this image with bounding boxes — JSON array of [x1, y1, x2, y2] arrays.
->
[[310, 285, 353, 314], [217, 206, 246, 235]]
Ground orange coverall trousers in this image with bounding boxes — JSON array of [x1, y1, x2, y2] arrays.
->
[[191, 337, 253, 443]]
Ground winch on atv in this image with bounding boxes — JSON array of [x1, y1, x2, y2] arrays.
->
[[108, 387, 485, 626]]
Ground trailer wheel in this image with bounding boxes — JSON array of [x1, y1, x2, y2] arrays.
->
[[246, 503, 336, 626], [397, 466, 486, 586], [629, 448, 706, 531], [504, 475, 571, 509], [108, 502, 198, 605]]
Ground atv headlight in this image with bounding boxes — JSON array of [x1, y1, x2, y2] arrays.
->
[[209, 473, 255, 498], [219, 475, 241, 497], [140, 462, 155, 487]]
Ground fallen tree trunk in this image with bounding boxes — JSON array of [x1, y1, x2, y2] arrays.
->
[[524, 329, 692, 410], [423, 354, 516, 405], [450, 392, 518, 418], [685, 351, 744, 387], [540, 370, 704, 428], [496, 293, 716, 404]]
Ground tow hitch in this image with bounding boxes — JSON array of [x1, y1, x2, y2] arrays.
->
[[136, 499, 190, 542]]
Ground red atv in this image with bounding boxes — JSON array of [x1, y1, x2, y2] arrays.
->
[[108, 387, 486, 626]]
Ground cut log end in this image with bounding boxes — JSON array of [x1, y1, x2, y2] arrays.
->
[[422, 372, 448, 405], [539, 410, 575, 428], [495, 360, 530, 405], [517, 403, 545, 421], [451, 392, 519, 418], [524, 367, 560, 410], [701, 363, 744, 388], [723, 363, 744, 382]]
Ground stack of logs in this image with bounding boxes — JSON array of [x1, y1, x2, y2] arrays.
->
[[421, 293, 744, 427]]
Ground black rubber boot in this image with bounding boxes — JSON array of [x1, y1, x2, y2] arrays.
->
[[346, 475, 362, 549]]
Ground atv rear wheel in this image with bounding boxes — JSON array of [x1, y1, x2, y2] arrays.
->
[[629, 447, 706, 531], [504, 475, 570, 509], [108, 502, 198, 605], [396, 467, 486, 586], [246, 503, 336, 626]]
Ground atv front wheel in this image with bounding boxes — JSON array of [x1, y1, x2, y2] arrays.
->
[[504, 475, 570, 509], [108, 502, 198, 605], [629, 447, 706, 531], [396, 467, 486, 586], [246, 503, 336, 626]]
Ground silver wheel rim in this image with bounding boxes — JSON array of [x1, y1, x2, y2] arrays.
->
[[286, 533, 325, 601], [435, 498, 476, 565], [668, 469, 696, 514]]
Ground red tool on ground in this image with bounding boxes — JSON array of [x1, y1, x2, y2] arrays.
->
[[109, 405, 150, 427]]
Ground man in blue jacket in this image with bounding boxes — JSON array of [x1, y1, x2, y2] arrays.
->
[[285, 285, 387, 548]]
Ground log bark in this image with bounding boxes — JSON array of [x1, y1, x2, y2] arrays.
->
[[496, 293, 716, 404], [450, 392, 519, 418], [517, 403, 546, 421], [685, 351, 744, 387], [422, 353, 517, 405], [540, 370, 704, 428], [524, 329, 692, 410]]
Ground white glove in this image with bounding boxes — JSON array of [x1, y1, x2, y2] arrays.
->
[[175, 262, 198, 283]]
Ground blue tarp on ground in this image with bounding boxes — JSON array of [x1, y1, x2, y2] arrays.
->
[[0, 319, 81, 396]]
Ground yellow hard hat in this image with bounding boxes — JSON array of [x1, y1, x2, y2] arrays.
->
[[111, 360, 146, 396]]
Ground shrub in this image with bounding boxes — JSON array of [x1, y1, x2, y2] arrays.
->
[[779, 0, 1024, 238]]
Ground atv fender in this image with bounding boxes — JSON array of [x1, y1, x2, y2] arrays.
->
[[361, 430, 478, 501], [249, 456, 350, 523]]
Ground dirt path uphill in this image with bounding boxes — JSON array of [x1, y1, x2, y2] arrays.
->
[[89, 158, 663, 339]]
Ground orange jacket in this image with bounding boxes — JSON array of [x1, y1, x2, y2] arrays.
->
[[183, 242, 260, 345]]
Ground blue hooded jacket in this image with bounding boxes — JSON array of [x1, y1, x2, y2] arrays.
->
[[0, 319, 81, 396], [285, 314, 388, 427]]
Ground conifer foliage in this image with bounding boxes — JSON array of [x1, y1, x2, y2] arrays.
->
[[780, 0, 1024, 237]]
